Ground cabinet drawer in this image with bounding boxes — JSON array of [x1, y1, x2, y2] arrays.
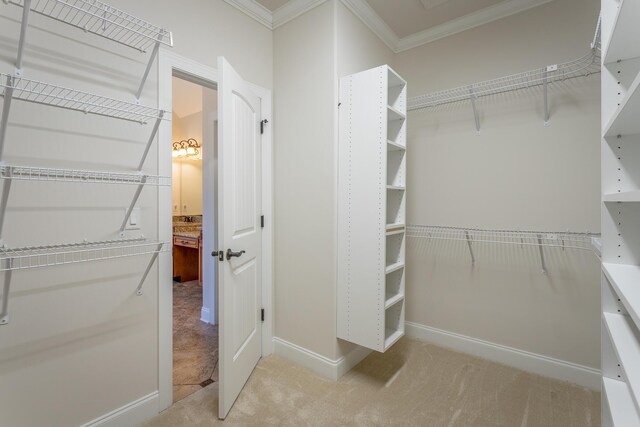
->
[[173, 236, 199, 248]]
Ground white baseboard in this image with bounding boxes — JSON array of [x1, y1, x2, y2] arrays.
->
[[200, 306, 210, 324], [273, 337, 371, 380], [79, 391, 158, 427], [405, 321, 601, 391]]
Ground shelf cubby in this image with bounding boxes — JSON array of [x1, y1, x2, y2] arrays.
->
[[384, 301, 404, 350], [386, 232, 405, 269], [387, 149, 406, 187], [386, 188, 405, 228]]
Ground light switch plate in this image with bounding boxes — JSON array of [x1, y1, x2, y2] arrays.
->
[[125, 207, 141, 230]]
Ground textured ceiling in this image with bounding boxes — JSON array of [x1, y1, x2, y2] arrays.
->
[[255, 0, 291, 11], [365, 0, 505, 38]]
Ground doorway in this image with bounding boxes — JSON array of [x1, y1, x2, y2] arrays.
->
[[171, 76, 218, 403], [157, 52, 274, 418]]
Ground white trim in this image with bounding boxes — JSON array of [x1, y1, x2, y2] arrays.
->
[[405, 321, 601, 391], [395, 0, 555, 52], [272, 0, 327, 29], [223, 0, 273, 29], [339, 0, 399, 52], [157, 50, 274, 412], [273, 337, 371, 380], [79, 392, 158, 427], [200, 306, 211, 323]]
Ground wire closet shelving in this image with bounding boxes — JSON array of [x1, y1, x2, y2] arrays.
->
[[0, 165, 171, 185], [407, 17, 602, 132], [407, 225, 600, 273], [0, 238, 169, 324], [0, 0, 174, 325], [4, 0, 173, 99]]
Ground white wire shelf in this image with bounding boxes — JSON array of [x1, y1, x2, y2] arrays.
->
[[0, 237, 168, 271], [407, 48, 601, 111], [0, 164, 171, 185], [406, 225, 598, 251], [6, 0, 173, 52], [0, 73, 164, 124]]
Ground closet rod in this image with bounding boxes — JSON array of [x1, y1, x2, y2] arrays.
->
[[407, 225, 600, 273]]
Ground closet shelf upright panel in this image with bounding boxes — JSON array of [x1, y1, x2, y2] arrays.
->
[[601, 0, 640, 424], [337, 65, 407, 353]]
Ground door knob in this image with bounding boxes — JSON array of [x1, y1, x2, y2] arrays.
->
[[226, 249, 246, 260], [211, 251, 223, 261]]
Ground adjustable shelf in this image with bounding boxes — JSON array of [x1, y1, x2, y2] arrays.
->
[[603, 377, 640, 426], [338, 65, 407, 352], [387, 140, 405, 151], [5, 0, 173, 98], [604, 190, 640, 202], [603, 263, 640, 330], [0, 165, 171, 186], [0, 238, 169, 324]]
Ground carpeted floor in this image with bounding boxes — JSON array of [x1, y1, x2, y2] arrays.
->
[[173, 280, 219, 403], [144, 337, 600, 426]]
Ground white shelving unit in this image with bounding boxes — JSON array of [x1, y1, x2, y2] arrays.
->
[[337, 65, 407, 353], [601, 0, 640, 424]]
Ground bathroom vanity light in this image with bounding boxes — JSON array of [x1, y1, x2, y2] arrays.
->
[[172, 139, 200, 158]]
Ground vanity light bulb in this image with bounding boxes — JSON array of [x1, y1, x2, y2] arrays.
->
[[179, 148, 187, 157], [187, 146, 196, 155], [172, 150, 180, 158]]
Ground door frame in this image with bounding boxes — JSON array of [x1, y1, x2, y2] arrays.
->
[[157, 50, 274, 411]]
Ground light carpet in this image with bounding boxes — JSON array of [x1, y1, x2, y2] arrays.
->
[[143, 338, 600, 426]]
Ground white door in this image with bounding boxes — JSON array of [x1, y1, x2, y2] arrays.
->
[[217, 57, 262, 419]]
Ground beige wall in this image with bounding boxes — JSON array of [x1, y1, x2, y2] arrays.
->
[[394, 0, 601, 368], [273, 0, 396, 360], [273, 0, 338, 359], [0, 1, 271, 426]]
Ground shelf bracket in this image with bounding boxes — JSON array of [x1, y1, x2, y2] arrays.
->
[[543, 65, 557, 127], [537, 234, 547, 274], [0, 74, 15, 160], [135, 243, 163, 295], [137, 110, 164, 171], [120, 177, 147, 236], [464, 230, 475, 265], [0, 167, 13, 245], [14, 0, 32, 77], [469, 88, 480, 134], [135, 36, 163, 102], [0, 258, 13, 326]]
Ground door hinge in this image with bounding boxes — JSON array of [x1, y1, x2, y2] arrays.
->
[[261, 308, 265, 322], [260, 119, 269, 134], [261, 215, 264, 228]]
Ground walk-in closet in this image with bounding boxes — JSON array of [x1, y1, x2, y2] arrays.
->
[[0, 0, 635, 425]]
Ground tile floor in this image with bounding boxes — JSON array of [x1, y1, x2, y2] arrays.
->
[[146, 338, 600, 426], [173, 280, 218, 403]]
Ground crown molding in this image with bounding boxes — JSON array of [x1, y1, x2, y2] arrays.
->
[[224, 0, 273, 28], [338, 0, 398, 52], [272, 0, 327, 28], [395, 0, 556, 52], [225, 0, 556, 52]]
